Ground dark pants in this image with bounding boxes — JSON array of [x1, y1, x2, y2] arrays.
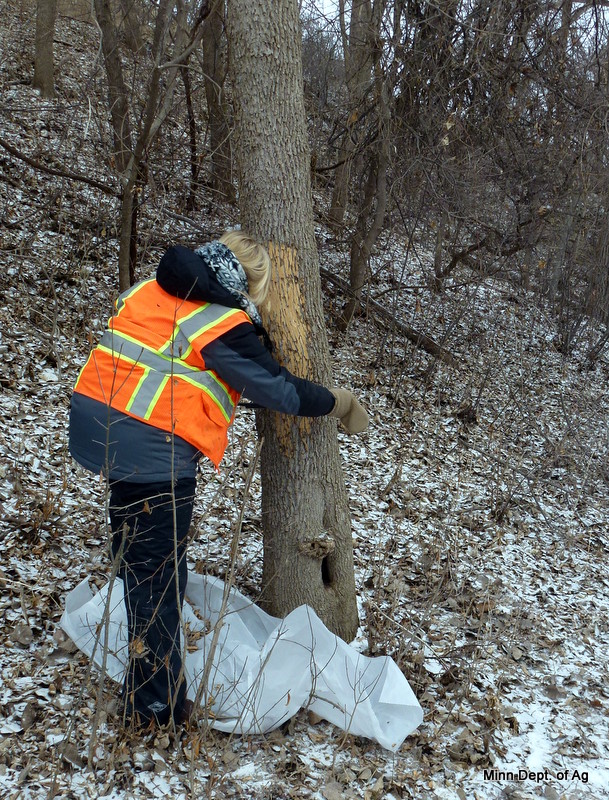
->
[[109, 478, 196, 727]]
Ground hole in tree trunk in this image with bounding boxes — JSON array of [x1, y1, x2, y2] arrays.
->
[[321, 555, 333, 587]]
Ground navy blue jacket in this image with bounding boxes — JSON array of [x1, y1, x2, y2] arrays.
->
[[69, 246, 334, 482]]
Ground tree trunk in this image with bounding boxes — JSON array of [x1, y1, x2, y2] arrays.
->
[[586, 201, 609, 363], [94, 0, 134, 289], [432, 209, 448, 293], [33, 0, 58, 99], [227, 0, 359, 641], [181, 62, 200, 211], [203, 0, 235, 202], [341, 142, 388, 327], [327, 127, 355, 232], [327, 0, 377, 232], [119, 0, 142, 53], [341, 43, 390, 328], [94, 0, 132, 175], [94, 0, 193, 289]]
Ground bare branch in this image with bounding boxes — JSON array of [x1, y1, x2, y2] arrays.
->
[[0, 135, 119, 196], [320, 265, 458, 367]]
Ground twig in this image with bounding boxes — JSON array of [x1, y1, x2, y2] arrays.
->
[[0, 135, 120, 197], [192, 438, 264, 721], [320, 266, 459, 367], [164, 209, 210, 235]]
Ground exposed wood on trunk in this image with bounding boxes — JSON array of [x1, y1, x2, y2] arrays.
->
[[228, 0, 359, 641]]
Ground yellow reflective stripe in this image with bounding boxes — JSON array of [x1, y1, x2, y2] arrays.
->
[[97, 331, 235, 420], [101, 331, 199, 374], [181, 306, 243, 341], [160, 304, 244, 360], [158, 303, 210, 355], [142, 375, 169, 420], [113, 278, 155, 317]]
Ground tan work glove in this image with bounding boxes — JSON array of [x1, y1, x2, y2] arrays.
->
[[329, 388, 369, 434]]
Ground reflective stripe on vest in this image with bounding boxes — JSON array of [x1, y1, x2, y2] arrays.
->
[[98, 329, 235, 422], [114, 278, 150, 315], [157, 303, 244, 361], [74, 279, 250, 467]]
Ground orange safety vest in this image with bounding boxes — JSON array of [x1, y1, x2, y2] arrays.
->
[[74, 278, 250, 468]]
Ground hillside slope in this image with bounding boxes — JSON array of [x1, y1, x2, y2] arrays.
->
[[1, 6, 608, 799]]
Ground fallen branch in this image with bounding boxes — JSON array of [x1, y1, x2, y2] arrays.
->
[[0, 135, 120, 197], [157, 210, 457, 366], [320, 266, 458, 368]]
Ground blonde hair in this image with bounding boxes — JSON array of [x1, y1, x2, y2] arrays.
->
[[219, 230, 271, 307]]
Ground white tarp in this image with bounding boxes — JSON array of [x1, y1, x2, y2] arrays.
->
[[60, 571, 423, 751]]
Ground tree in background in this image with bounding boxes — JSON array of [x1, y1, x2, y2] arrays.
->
[[17, 0, 609, 365], [340, 0, 394, 328], [33, 0, 58, 98], [327, 0, 381, 233], [202, 0, 235, 202], [227, 0, 359, 640], [93, 0, 209, 289]]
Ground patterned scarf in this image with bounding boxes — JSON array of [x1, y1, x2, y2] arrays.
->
[[195, 241, 262, 326]]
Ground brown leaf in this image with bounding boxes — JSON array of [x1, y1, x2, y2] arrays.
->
[[10, 622, 33, 646], [322, 782, 346, 800], [61, 742, 85, 768], [21, 702, 37, 730]]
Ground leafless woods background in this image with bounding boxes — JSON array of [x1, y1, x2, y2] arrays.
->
[[17, 0, 609, 349], [2, 1, 609, 797]]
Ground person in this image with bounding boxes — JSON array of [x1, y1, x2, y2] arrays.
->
[[68, 230, 368, 730]]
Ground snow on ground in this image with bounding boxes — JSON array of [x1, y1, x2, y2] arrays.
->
[[1, 7, 609, 799]]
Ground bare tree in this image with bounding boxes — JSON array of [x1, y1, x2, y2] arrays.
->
[[201, 0, 235, 202], [93, 0, 209, 289], [118, 0, 142, 53], [328, 0, 381, 232], [33, 0, 58, 98], [227, 0, 359, 640], [341, 28, 391, 327]]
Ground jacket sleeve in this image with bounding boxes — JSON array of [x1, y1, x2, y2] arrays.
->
[[201, 323, 335, 417]]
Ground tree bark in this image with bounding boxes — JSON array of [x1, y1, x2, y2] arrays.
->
[[94, 0, 194, 289], [93, 0, 134, 289], [33, 0, 58, 99], [227, 0, 359, 640], [93, 0, 132, 176], [202, 0, 235, 202], [327, 0, 378, 231], [432, 209, 448, 293], [341, 28, 390, 328], [341, 139, 388, 327], [181, 62, 200, 211], [119, 0, 142, 53]]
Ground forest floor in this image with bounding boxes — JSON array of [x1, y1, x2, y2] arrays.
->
[[1, 5, 609, 800]]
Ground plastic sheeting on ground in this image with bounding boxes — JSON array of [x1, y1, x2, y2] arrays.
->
[[60, 571, 423, 751]]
